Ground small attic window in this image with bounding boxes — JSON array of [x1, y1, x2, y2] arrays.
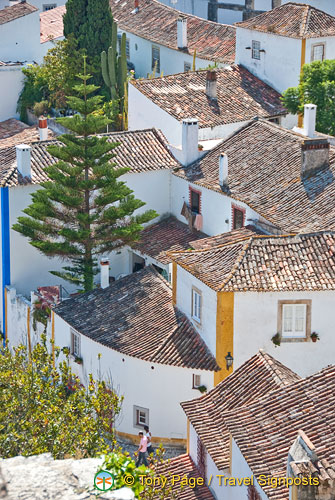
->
[[252, 40, 261, 60]]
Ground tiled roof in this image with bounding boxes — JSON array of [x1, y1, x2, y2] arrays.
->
[[0, 2, 37, 25], [132, 216, 207, 265], [40, 5, 65, 44], [0, 119, 54, 148], [54, 266, 219, 371], [181, 350, 300, 471], [173, 119, 335, 233], [189, 226, 260, 250], [171, 232, 335, 292], [236, 2, 335, 39], [0, 128, 178, 187], [223, 364, 335, 500], [157, 454, 215, 500], [131, 66, 285, 128], [111, 0, 235, 63]]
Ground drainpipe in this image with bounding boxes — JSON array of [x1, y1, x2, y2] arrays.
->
[[1, 187, 10, 348], [298, 38, 306, 128]]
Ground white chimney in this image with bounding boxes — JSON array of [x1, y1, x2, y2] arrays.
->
[[16, 144, 31, 179], [219, 153, 228, 186], [100, 260, 110, 289], [182, 118, 198, 166], [38, 117, 48, 141], [206, 70, 217, 100], [303, 104, 316, 138], [177, 16, 187, 49]]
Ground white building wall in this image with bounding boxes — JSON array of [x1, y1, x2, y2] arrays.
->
[[234, 290, 335, 377], [171, 174, 260, 236], [0, 11, 41, 62], [176, 266, 217, 356], [305, 36, 335, 64], [54, 313, 214, 440], [0, 65, 24, 121], [235, 28, 302, 93], [28, 0, 66, 12], [119, 29, 220, 78]]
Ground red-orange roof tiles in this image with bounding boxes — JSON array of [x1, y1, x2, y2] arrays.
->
[[0, 1, 37, 25]]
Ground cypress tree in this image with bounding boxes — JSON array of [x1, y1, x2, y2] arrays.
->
[[13, 61, 156, 292]]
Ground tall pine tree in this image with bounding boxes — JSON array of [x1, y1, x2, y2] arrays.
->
[[13, 61, 156, 292], [63, 0, 114, 86]]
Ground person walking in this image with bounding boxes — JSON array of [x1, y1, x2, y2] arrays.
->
[[144, 425, 154, 455], [136, 431, 148, 467]]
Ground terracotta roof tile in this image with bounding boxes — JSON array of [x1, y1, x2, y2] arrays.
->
[[131, 66, 285, 128], [236, 2, 335, 39], [171, 232, 335, 292], [223, 364, 335, 499], [0, 1, 37, 25], [0, 119, 54, 148], [40, 4, 65, 43], [54, 266, 219, 371], [190, 226, 260, 250], [181, 351, 300, 471], [0, 128, 178, 188], [132, 216, 207, 265], [157, 454, 215, 499], [173, 119, 335, 233]]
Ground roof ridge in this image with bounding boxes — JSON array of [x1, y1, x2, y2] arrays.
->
[[300, 4, 310, 37], [257, 350, 301, 386], [218, 239, 252, 291]]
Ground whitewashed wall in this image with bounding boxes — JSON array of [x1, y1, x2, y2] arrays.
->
[[0, 11, 40, 62], [0, 65, 24, 121], [171, 174, 260, 236], [234, 290, 335, 377], [118, 29, 220, 78], [176, 266, 217, 356], [27, 0, 66, 12], [54, 313, 214, 440], [305, 36, 335, 64]]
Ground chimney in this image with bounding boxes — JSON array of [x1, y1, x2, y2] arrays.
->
[[206, 70, 217, 100], [177, 16, 187, 49], [303, 104, 316, 138], [301, 138, 329, 179], [182, 118, 198, 166], [219, 153, 228, 186], [100, 260, 110, 289], [16, 144, 31, 179], [38, 117, 48, 141]]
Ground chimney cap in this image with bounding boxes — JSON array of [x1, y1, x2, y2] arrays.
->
[[182, 118, 198, 125], [206, 70, 217, 81], [16, 143, 31, 151]]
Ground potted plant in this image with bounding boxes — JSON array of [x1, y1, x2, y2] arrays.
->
[[198, 144, 204, 151], [271, 333, 281, 347], [197, 385, 207, 393], [311, 332, 319, 343], [73, 355, 83, 365]]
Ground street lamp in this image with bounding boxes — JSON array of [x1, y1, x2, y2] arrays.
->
[[225, 352, 234, 370]]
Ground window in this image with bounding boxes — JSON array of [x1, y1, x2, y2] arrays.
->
[[43, 3, 57, 10], [189, 187, 201, 214], [232, 206, 245, 229], [117, 34, 130, 59], [71, 329, 81, 357], [133, 405, 149, 428], [278, 300, 311, 340], [252, 40, 261, 60], [152, 45, 160, 73], [192, 288, 201, 323], [311, 44, 325, 62], [193, 374, 201, 388], [184, 62, 191, 72]]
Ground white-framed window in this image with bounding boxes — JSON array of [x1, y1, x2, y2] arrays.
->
[[71, 329, 81, 357], [192, 289, 201, 323], [43, 3, 57, 10], [311, 44, 325, 62], [117, 34, 130, 59], [152, 45, 160, 73], [133, 405, 149, 428], [184, 62, 191, 72], [282, 304, 307, 338], [252, 40, 261, 60], [193, 374, 201, 388]]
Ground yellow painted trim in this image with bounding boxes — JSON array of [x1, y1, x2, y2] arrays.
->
[[172, 262, 177, 305], [298, 38, 306, 128], [27, 307, 31, 356], [186, 419, 190, 454], [4, 287, 8, 343], [51, 311, 55, 367], [214, 292, 234, 385], [116, 430, 186, 448]]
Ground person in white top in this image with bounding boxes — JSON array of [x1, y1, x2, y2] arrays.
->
[[144, 425, 154, 455]]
